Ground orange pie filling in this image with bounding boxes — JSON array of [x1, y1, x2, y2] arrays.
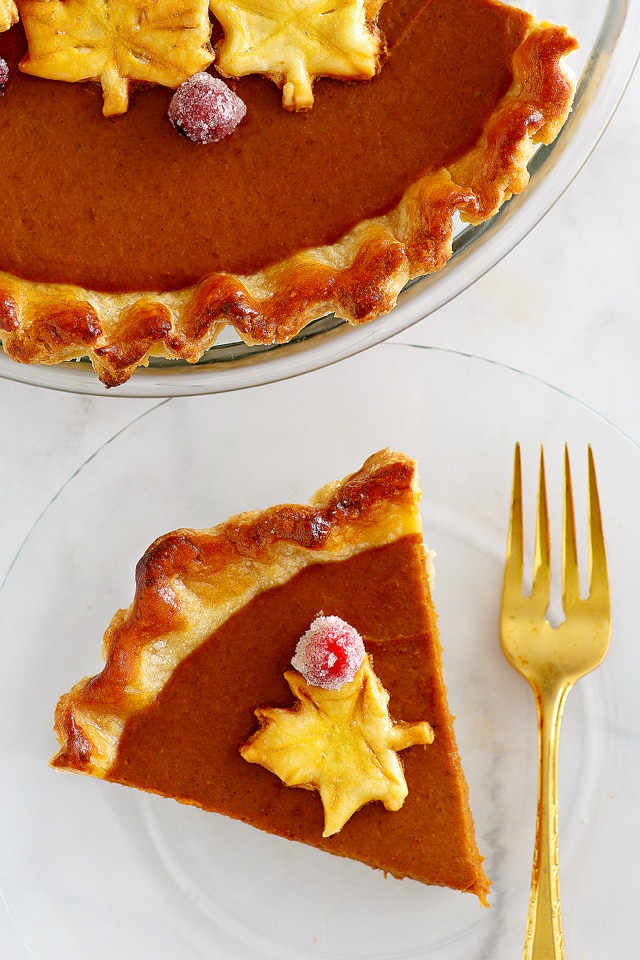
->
[[0, 0, 577, 385]]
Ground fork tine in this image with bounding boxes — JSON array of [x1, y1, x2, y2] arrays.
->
[[562, 446, 581, 609], [531, 446, 551, 606], [503, 442, 524, 598], [587, 445, 609, 607]]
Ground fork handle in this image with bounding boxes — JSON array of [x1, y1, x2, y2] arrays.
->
[[524, 685, 571, 960]]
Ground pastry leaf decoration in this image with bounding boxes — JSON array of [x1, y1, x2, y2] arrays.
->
[[0, 0, 19, 33], [209, 0, 384, 111], [241, 656, 434, 836], [18, 0, 214, 115]]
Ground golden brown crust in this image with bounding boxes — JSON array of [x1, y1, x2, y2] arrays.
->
[[52, 450, 424, 775], [0, 18, 577, 387]]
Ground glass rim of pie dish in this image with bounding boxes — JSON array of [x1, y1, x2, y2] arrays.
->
[[1, 0, 639, 398]]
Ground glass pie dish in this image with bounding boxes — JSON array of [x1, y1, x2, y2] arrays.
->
[[0, 0, 638, 397]]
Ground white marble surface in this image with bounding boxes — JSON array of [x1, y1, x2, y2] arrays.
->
[[1, 45, 639, 960]]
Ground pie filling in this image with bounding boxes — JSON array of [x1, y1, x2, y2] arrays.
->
[[0, 0, 576, 385], [0, 0, 529, 293], [88, 538, 488, 897]]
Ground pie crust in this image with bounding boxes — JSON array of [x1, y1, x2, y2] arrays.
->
[[0, 6, 577, 387], [52, 450, 489, 898]]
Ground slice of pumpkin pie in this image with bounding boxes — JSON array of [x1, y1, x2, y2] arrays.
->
[[52, 450, 488, 901]]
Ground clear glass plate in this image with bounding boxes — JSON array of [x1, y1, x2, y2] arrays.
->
[[1, 344, 638, 958], [0, 0, 639, 397]]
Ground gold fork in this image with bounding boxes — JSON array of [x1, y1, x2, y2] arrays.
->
[[500, 444, 611, 960]]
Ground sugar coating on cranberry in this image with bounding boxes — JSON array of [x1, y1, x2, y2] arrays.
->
[[168, 73, 246, 145], [292, 615, 366, 690], [0, 58, 9, 96]]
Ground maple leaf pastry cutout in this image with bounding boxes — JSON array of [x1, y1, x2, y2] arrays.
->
[[0, 0, 18, 33], [241, 656, 434, 836], [17, 0, 214, 115], [209, 0, 386, 110]]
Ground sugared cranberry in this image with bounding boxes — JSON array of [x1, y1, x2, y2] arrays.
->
[[0, 58, 9, 96], [168, 73, 246, 145], [291, 615, 366, 690]]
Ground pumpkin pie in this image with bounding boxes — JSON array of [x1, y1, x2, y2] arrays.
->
[[0, 0, 576, 387], [52, 450, 489, 901]]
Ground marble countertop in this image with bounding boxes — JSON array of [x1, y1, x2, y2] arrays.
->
[[1, 41, 639, 960]]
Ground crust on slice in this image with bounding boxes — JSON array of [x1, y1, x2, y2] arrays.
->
[[0, 16, 577, 387], [52, 450, 425, 777]]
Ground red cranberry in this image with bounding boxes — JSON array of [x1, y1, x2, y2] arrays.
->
[[168, 73, 246, 145], [291, 615, 366, 690], [0, 58, 9, 96]]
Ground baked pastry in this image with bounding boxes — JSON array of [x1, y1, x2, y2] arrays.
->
[[52, 450, 489, 901], [0, 0, 576, 387]]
